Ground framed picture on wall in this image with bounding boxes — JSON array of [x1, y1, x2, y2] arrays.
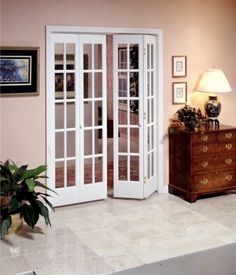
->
[[172, 82, 187, 104], [172, 56, 187, 77], [0, 47, 39, 96]]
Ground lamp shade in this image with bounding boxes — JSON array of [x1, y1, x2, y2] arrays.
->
[[197, 69, 232, 93]]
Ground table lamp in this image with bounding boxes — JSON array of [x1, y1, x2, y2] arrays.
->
[[197, 69, 232, 126]]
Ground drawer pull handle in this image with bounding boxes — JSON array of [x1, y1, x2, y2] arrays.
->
[[225, 144, 232, 150], [225, 175, 233, 181], [200, 178, 208, 185], [225, 133, 233, 139], [201, 146, 208, 153], [201, 161, 208, 168], [201, 135, 208, 141], [225, 158, 232, 165]]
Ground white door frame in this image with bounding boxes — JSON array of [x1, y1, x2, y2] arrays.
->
[[46, 26, 165, 195]]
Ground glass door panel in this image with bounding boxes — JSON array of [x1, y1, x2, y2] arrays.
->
[[54, 40, 76, 192], [114, 35, 144, 199], [144, 35, 157, 197], [48, 33, 107, 207], [79, 35, 107, 202]]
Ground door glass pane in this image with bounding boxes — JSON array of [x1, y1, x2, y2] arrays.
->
[[119, 128, 127, 152], [55, 132, 64, 159], [95, 157, 103, 182], [148, 127, 150, 151], [148, 153, 151, 179], [147, 44, 150, 69], [151, 44, 154, 69], [94, 72, 102, 98], [67, 102, 75, 128], [66, 44, 75, 70], [147, 72, 150, 97], [67, 160, 75, 187], [94, 44, 102, 69], [94, 101, 102, 126], [118, 72, 127, 97], [55, 162, 64, 188], [151, 152, 154, 176], [130, 128, 139, 153], [84, 73, 92, 98], [147, 99, 150, 124], [119, 101, 127, 125], [55, 73, 64, 99], [119, 156, 127, 181], [84, 44, 92, 69], [95, 129, 102, 154], [151, 72, 154, 96], [55, 43, 64, 70], [84, 158, 92, 184], [130, 156, 139, 181], [118, 45, 127, 69], [130, 100, 139, 125], [67, 131, 75, 157], [151, 125, 154, 150], [130, 44, 138, 69], [84, 130, 92, 155], [151, 99, 154, 123], [66, 73, 75, 99], [130, 72, 139, 97], [84, 101, 92, 127], [55, 103, 64, 129]]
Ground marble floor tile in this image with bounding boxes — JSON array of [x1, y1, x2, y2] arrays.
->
[[1, 192, 236, 274]]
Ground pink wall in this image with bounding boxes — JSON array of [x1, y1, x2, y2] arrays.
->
[[1, 0, 236, 185]]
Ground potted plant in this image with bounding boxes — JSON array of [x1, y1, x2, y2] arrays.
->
[[169, 105, 205, 133], [0, 160, 55, 237]]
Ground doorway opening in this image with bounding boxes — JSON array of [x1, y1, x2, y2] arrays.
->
[[47, 27, 164, 207]]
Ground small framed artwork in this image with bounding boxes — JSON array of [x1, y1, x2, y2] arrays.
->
[[172, 82, 187, 104], [0, 47, 39, 96], [172, 56, 187, 77]]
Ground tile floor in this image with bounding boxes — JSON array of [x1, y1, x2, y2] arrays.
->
[[1, 192, 236, 275]]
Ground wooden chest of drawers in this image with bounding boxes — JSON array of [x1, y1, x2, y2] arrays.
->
[[169, 125, 236, 202]]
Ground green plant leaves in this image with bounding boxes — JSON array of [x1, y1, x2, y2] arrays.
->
[[0, 160, 55, 236], [19, 165, 47, 181], [25, 179, 36, 192], [0, 216, 12, 237], [8, 197, 21, 213], [36, 200, 51, 226], [22, 204, 39, 229]]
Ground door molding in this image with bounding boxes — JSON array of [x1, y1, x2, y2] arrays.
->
[[46, 26, 164, 194]]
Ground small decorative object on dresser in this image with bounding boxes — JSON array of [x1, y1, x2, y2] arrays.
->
[[169, 125, 236, 202]]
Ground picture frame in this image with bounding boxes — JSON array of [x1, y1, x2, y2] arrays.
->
[[172, 82, 187, 104], [0, 47, 39, 96], [172, 56, 187, 77]]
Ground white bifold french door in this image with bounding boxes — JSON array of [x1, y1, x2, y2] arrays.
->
[[47, 34, 107, 206], [113, 35, 157, 199]]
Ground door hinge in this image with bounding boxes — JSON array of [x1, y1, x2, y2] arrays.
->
[[143, 48, 146, 55], [144, 112, 147, 120], [144, 177, 147, 183]]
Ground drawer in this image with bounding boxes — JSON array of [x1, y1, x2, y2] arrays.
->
[[192, 143, 218, 156], [192, 171, 236, 193], [217, 155, 236, 170], [218, 131, 236, 142], [192, 156, 217, 172], [218, 142, 236, 154], [192, 132, 217, 145]]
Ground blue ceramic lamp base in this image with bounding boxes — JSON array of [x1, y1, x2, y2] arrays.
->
[[204, 95, 221, 127]]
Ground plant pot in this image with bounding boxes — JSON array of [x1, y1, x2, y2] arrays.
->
[[8, 214, 23, 235]]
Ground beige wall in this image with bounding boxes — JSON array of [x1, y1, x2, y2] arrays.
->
[[1, 0, 236, 185]]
